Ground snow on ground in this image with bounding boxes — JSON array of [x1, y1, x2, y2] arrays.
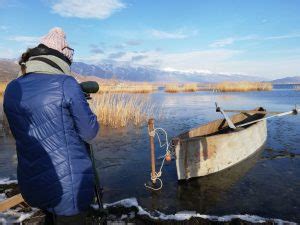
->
[[0, 180, 296, 225], [0, 178, 17, 185], [103, 198, 296, 224]]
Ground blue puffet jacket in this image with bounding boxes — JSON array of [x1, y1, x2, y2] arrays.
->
[[3, 73, 99, 216]]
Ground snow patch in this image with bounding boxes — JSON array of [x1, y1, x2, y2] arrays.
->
[[104, 198, 296, 224], [0, 178, 17, 185], [0, 193, 6, 201]]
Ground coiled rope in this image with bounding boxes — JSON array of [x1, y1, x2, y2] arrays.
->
[[145, 126, 174, 191]]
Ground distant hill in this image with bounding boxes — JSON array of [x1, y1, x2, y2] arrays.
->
[[0, 59, 19, 82], [0, 59, 270, 83], [71, 62, 265, 83], [271, 76, 300, 84], [0, 59, 106, 84]]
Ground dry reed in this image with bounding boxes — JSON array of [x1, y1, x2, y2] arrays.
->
[[99, 83, 157, 93], [165, 83, 199, 93], [165, 84, 181, 93], [214, 82, 273, 92], [182, 83, 199, 92], [90, 93, 156, 128], [0, 82, 7, 95]]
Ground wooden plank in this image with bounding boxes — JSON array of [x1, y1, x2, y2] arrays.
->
[[223, 109, 280, 115], [0, 194, 25, 212]]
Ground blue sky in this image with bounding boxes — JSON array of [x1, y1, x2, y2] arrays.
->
[[0, 0, 300, 78]]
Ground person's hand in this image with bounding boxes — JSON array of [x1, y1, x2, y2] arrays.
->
[[84, 93, 92, 100]]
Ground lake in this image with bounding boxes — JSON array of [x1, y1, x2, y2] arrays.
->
[[1, 88, 300, 223]]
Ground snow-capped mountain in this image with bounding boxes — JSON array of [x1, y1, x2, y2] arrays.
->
[[71, 62, 265, 82]]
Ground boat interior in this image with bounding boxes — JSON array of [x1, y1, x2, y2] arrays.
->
[[178, 107, 266, 140]]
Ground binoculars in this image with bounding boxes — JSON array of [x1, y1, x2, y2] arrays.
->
[[80, 81, 99, 99]]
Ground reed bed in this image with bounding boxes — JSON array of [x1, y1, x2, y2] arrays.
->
[[182, 83, 199, 92], [90, 93, 156, 128], [99, 83, 157, 93], [165, 84, 181, 93], [0, 82, 7, 95], [165, 83, 199, 93], [214, 82, 273, 92]]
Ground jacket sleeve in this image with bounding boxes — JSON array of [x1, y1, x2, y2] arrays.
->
[[63, 76, 99, 142]]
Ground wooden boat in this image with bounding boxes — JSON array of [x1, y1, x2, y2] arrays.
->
[[174, 107, 267, 180]]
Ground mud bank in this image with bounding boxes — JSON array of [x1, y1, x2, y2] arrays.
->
[[0, 180, 295, 225]]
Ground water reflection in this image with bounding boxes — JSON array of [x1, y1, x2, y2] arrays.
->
[[176, 148, 263, 210]]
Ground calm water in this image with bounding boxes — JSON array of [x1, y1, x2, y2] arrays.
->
[[1, 89, 300, 222]]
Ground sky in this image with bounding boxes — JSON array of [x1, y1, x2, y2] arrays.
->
[[0, 0, 300, 78]]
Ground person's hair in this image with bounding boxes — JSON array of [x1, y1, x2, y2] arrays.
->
[[19, 48, 33, 75], [18, 44, 72, 75]]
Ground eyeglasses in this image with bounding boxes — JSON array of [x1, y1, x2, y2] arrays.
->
[[62, 46, 75, 57]]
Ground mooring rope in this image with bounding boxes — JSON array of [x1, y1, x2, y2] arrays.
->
[[145, 126, 174, 191]]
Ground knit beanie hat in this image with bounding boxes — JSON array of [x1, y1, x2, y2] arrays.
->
[[40, 27, 74, 63]]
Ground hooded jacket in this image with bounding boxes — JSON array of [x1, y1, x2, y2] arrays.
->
[[3, 46, 99, 216]]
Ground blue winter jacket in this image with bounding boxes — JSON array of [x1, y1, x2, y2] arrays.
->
[[3, 73, 99, 216]]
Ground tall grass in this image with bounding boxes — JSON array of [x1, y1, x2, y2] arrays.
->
[[165, 83, 199, 93], [165, 84, 181, 93], [99, 83, 157, 93], [183, 83, 199, 92], [0, 82, 7, 95], [214, 82, 273, 92], [90, 93, 156, 128]]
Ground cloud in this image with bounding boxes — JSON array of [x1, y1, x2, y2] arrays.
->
[[0, 0, 23, 8], [81, 47, 300, 77], [125, 40, 142, 46], [0, 25, 8, 31], [131, 54, 148, 61], [210, 38, 235, 48], [148, 29, 197, 40], [89, 44, 104, 54], [264, 33, 300, 40], [51, 0, 125, 19], [210, 36, 256, 48], [89, 49, 241, 70], [108, 51, 126, 59], [8, 35, 41, 46], [112, 44, 126, 49], [210, 33, 300, 47]]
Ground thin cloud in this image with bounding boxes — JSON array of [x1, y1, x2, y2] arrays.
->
[[108, 51, 126, 59], [131, 54, 148, 61], [264, 33, 300, 40], [210, 36, 256, 48], [51, 0, 125, 19], [148, 29, 197, 40], [210, 33, 300, 47], [0, 25, 8, 31], [8, 35, 41, 46], [125, 40, 142, 46], [89, 44, 104, 54]]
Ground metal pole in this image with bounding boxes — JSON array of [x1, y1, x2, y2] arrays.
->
[[148, 118, 156, 184], [89, 144, 103, 209]]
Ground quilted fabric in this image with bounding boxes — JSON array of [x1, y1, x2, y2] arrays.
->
[[3, 73, 99, 216]]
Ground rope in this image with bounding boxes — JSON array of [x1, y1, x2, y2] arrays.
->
[[145, 126, 174, 191]]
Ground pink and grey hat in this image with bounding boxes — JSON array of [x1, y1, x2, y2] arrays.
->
[[40, 27, 74, 63]]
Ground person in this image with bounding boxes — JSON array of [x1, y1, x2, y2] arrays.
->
[[3, 27, 99, 225]]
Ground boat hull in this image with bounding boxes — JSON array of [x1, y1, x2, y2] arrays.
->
[[175, 116, 267, 180]]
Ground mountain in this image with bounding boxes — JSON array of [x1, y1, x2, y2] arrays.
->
[[271, 76, 300, 84], [0, 59, 19, 82], [71, 62, 265, 83], [0, 59, 267, 83]]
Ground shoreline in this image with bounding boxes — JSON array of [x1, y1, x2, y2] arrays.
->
[[0, 179, 296, 225]]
